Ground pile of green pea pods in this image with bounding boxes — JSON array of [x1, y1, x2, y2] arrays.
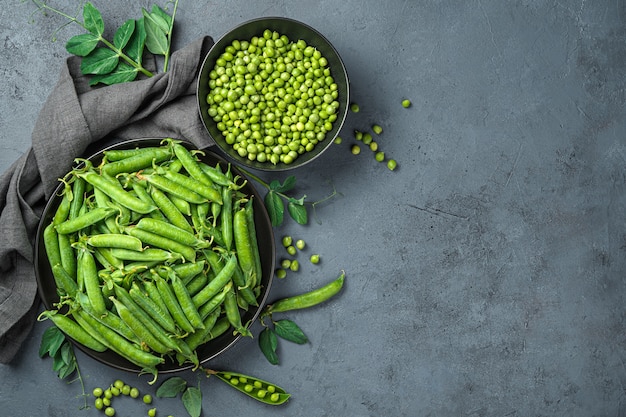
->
[[205, 29, 341, 165], [39, 138, 265, 379]]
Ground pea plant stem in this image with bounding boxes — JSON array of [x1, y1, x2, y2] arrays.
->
[[162, 0, 179, 72], [31, 0, 154, 78]]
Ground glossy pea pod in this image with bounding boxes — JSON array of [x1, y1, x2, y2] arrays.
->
[[38, 310, 107, 353], [209, 370, 291, 405], [263, 271, 346, 317]]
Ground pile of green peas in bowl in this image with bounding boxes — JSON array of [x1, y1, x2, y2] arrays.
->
[[197, 17, 350, 171]]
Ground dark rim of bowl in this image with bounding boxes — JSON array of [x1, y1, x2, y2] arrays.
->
[[197, 16, 350, 171], [34, 137, 275, 373]]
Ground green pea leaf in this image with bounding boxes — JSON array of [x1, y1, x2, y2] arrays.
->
[[124, 18, 146, 64], [182, 386, 202, 417], [156, 376, 187, 398], [269, 176, 296, 193], [287, 198, 308, 225], [274, 319, 308, 344], [39, 326, 65, 358], [259, 327, 279, 365], [80, 47, 119, 75], [151, 4, 173, 31], [142, 8, 169, 55], [82, 2, 104, 36], [113, 19, 135, 50], [65, 33, 100, 57], [264, 191, 284, 227], [89, 63, 138, 86]]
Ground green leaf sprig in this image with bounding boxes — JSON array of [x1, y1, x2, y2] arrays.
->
[[39, 325, 89, 409], [237, 168, 338, 227], [30, 0, 178, 86], [259, 319, 308, 365]]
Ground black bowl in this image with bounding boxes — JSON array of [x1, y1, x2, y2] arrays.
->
[[197, 16, 350, 171], [34, 138, 275, 373]]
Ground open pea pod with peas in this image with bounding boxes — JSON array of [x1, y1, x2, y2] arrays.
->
[[36, 137, 273, 378]]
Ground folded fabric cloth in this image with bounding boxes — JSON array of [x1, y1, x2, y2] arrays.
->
[[0, 36, 215, 364]]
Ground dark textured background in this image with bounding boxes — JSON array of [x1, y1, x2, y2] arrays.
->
[[1, 1, 625, 416]]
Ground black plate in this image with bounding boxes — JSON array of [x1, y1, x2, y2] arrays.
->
[[197, 16, 350, 171], [34, 138, 275, 373]]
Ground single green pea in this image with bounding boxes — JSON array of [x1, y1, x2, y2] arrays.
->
[[230, 377, 240, 386], [113, 380, 124, 390], [130, 387, 140, 398], [295, 239, 306, 250], [354, 130, 363, 141], [244, 384, 254, 392], [148, 408, 157, 417], [286, 245, 297, 256], [122, 385, 131, 396], [276, 268, 287, 279], [104, 406, 116, 416], [110, 386, 120, 397], [402, 99, 412, 108], [281, 235, 293, 247], [104, 389, 113, 399], [267, 385, 276, 393], [102, 398, 111, 407], [350, 103, 360, 113], [270, 392, 281, 402], [289, 260, 300, 272], [369, 141, 379, 152], [254, 380, 263, 388], [334, 136, 342, 144], [93, 387, 104, 398], [94, 398, 104, 410], [257, 389, 267, 399], [362, 133, 373, 145], [387, 159, 398, 171], [375, 151, 385, 162], [280, 259, 292, 269], [310, 254, 321, 264], [372, 124, 383, 134], [143, 394, 153, 404], [351, 144, 361, 155]]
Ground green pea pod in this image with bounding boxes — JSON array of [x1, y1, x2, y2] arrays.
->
[[233, 207, 257, 288], [182, 307, 220, 352], [163, 169, 223, 204], [109, 248, 181, 263], [198, 281, 231, 320], [101, 147, 173, 176], [169, 273, 205, 331], [39, 310, 107, 353], [209, 370, 291, 405], [126, 227, 196, 263], [113, 284, 182, 353], [75, 308, 164, 370], [185, 273, 209, 297], [136, 217, 208, 248], [172, 143, 214, 186], [129, 282, 178, 335], [43, 223, 62, 272], [104, 145, 168, 161], [55, 207, 116, 235], [79, 248, 107, 316], [140, 173, 207, 205], [109, 296, 171, 354], [69, 176, 86, 220], [148, 185, 194, 233], [154, 274, 196, 335], [244, 199, 263, 289], [79, 171, 157, 214], [192, 253, 238, 308], [224, 284, 251, 337], [221, 187, 233, 250], [85, 233, 144, 252], [51, 264, 79, 299], [52, 192, 71, 225], [75, 291, 140, 345], [263, 271, 345, 317], [57, 233, 77, 279]]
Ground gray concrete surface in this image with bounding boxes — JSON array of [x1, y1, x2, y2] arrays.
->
[[1, 1, 625, 416]]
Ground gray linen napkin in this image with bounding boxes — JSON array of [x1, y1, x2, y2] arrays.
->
[[0, 36, 214, 364]]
